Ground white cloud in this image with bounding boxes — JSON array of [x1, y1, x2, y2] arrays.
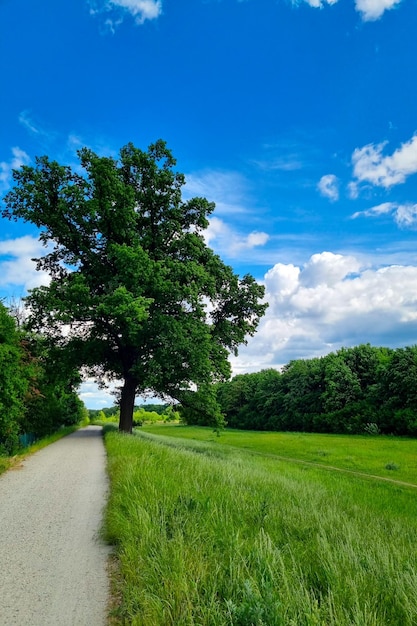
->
[[351, 202, 417, 229], [79, 378, 119, 409], [19, 111, 41, 135], [18, 111, 54, 139], [246, 231, 270, 248], [352, 134, 417, 189], [347, 181, 359, 199], [317, 174, 339, 201], [303, 0, 338, 7], [185, 170, 253, 215], [300, 251, 360, 287], [395, 204, 417, 228], [232, 252, 417, 374], [90, 0, 162, 29], [204, 217, 269, 257], [355, 0, 402, 20], [351, 202, 395, 219], [0, 236, 50, 293], [79, 377, 161, 409], [111, 0, 161, 22], [298, 0, 401, 19], [0, 147, 30, 191]]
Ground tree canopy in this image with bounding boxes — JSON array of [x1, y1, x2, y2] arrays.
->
[[2, 140, 267, 432], [0, 302, 86, 453], [0, 302, 28, 453], [214, 344, 417, 436]]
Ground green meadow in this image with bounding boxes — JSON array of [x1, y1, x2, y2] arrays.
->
[[103, 426, 417, 625], [142, 424, 417, 485]]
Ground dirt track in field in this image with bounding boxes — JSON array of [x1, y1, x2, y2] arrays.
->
[[243, 447, 417, 489]]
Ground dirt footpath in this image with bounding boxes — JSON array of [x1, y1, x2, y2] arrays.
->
[[0, 426, 110, 625]]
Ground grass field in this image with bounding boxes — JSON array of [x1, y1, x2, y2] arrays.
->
[[103, 425, 417, 625], [142, 424, 417, 486]]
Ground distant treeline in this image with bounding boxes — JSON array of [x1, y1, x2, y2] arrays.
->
[[88, 404, 168, 420], [210, 344, 417, 436], [0, 302, 86, 455], [88, 403, 178, 426]]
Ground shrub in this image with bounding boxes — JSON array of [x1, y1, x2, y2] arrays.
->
[[363, 422, 381, 435]]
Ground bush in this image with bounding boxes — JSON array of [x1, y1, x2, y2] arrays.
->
[[363, 422, 381, 435]]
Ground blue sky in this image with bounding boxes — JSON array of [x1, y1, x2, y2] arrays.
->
[[1, 0, 417, 407]]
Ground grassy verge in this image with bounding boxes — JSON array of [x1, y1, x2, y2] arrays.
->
[[142, 424, 417, 485], [0, 422, 88, 477], [103, 428, 417, 625]]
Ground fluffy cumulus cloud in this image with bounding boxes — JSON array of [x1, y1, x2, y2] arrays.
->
[[299, 251, 360, 287], [317, 174, 339, 202], [0, 147, 30, 191], [355, 0, 402, 20], [204, 217, 269, 257], [0, 236, 50, 293], [231, 251, 417, 375], [351, 134, 417, 189], [352, 202, 417, 229]]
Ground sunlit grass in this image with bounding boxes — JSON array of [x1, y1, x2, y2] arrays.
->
[[142, 424, 417, 485], [104, 428, 417, 625]]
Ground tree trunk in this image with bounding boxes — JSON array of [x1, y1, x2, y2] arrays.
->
[[119, 375, 137, 433]]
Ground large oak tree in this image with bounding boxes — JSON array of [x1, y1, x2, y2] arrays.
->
[[2, 140, 267, 432]]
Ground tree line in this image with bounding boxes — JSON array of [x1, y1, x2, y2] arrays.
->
[[0, 301, 86, 454], [202, 344, 417, 436], [88, 403, 179, 426]]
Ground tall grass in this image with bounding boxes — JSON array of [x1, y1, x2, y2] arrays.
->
[[104, 429, 417, 625], [142, 424, 417, 485]]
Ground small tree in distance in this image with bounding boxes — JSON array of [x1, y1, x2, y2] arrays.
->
[[2, 140, 267, 433]]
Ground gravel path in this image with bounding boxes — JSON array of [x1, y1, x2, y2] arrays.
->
[[0, 426, 110, 626]]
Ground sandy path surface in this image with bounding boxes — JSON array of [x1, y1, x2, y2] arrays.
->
[[0, 426, 110, 626]]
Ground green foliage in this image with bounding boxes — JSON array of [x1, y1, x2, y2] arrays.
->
[[216, 344, 417, 436], [139, 403, 167, 415], [0, 302, 86, 455], [89, 406, 120, 422], [0, 303, 29, 454], [162, 405, 180, 422], [20, 338, 87, 437], [177, 384, 226, 428], [3, 140, 267, 433], [132, 408, 161, 426]]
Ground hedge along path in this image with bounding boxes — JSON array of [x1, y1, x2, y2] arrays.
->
[[0, 426, 110, 626]]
